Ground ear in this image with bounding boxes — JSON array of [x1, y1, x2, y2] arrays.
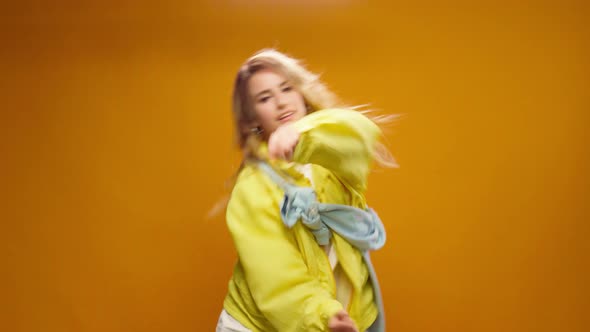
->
[[241, 120, 261, 136]]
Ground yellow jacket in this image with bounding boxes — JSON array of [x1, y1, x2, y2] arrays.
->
[[223, 109, 383, 331]]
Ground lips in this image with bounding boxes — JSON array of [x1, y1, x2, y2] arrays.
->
[[278, 111, 294, 122]]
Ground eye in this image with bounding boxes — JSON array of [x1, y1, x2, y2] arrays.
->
[[282, 86, 293, 92], [258, 96, 270, 103]]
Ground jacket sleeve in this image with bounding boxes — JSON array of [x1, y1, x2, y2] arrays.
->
[[292, 108, 382, 193], [226, 169, 343, 331]]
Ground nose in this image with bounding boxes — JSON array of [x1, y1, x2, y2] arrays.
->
[[275, 92, 288, 109]]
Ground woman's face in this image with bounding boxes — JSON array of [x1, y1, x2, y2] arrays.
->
[[248, 68, 307, 136]]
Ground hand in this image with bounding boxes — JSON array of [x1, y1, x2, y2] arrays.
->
[[328, 310, 359, 332], [268, 124, 300, 161]]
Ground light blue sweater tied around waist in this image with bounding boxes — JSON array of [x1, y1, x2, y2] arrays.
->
[[257, 161, 387, 332]]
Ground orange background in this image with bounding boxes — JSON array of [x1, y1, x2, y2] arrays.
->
[[1, 1, 588, 331]]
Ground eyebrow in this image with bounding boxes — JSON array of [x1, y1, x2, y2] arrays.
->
[[254, 80, 290, 99]]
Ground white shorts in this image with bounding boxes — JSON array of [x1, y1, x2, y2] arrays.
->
[[215, 309, 251, 332]]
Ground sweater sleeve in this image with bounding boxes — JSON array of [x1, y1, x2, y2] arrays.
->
[[226, 168, 343, 331], [292, 108, 382, 192]]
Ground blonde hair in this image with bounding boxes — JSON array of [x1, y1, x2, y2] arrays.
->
[[231, 48, 397, 167]]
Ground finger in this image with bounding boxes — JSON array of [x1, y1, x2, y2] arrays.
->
[[328, 321, 348, 329], [329, 311, 349, 326], [270, 138, 281, 159], [329, 321, 356, 332], [268, 135, 276, 158], [336, 310, 350, 319], [284, 147, 293, 161]]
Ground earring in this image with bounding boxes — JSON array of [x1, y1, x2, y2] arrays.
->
[[250, 126, 263, 135]]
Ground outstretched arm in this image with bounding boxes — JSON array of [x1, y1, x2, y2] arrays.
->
[[273, 108, 383, 193]]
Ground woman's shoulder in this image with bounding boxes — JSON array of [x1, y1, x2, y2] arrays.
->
[[233, 163, 267, 189], [231, 161, 283, 195], [227, 162, 284, 212], [305, 107, 372, 119], [294, 108, 380, 136], [299, 108, 365, 121]]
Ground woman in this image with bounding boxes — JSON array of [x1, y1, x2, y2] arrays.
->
[[217, 49, 394, 332]]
